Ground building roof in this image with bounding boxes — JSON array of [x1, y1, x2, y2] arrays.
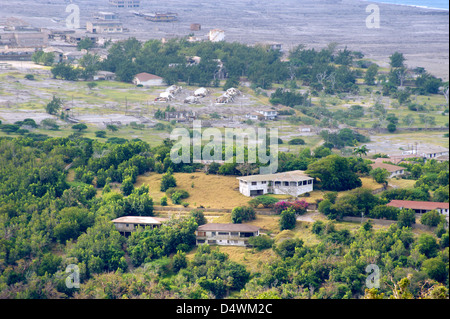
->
[[387, 200, 449, 210], [134, 72, 163, 81], [370, 161, 405, 173], [237, 170, 313, 183], [111, 216, 162, 225], [198, 223, 260, 232]]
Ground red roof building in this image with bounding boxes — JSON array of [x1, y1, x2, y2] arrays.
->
[[387, 200, 449, 215]]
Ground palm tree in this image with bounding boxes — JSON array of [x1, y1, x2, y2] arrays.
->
[[353, 145, 369, 158]]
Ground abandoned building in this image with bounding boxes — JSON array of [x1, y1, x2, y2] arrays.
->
[[165, 110, 197, 122], [86, 21, 123, 34], [111, 216, 162, 235], [237, 170, 314, 197], [196, 223, 260, 247], [0, 26, 48, 48], [109, 0, 140, 8], [133, 72, 165, 86]]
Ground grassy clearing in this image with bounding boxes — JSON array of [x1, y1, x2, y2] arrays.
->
[[135, 172, 250, 209]]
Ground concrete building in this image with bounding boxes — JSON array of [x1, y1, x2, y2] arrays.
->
[[387, 200, 449, 216], [370, 160, 405, 178], [112, 216, 162, 235], [165, 110, 197, 122], [93, 71, 116, 81], [0, 27, 48, 48], [86, 21, 123, 34], [256, 109, 278, 120], [190, 23, 201, 31], [237, 170, 314, 197], [132, 72, 164, 86], [208, 29, 225, 42], [95, 12, 119, 20], [109, 0, 140, 8], [196, 223, 260, 247]]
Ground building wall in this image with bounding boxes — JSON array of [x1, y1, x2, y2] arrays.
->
[[196, 230, 259, 247], [136, 78, 164, 86], [239, 180, 313, 197]]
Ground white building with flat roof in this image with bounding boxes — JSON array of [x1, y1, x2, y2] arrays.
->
[[237, 170, 313, 197], [196, 223, 260, 247], [111, 216, 163, 235]]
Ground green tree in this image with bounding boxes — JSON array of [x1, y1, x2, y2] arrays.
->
[[420, 210, 446, 227], [422, 258, 448, 282], [231, 206, 256, 224], [306, 155, 362, 191], [417, 234, 439, 258], [72, 123, 88, 132], [364, 64, 379, 85], [121, 176, 134, 196], [77, 37, 95, 51], [279, 207, 297, 230], [160, 169, 177, 192], [370, 167, 390, 184], [45, 95, 63, 115], [390, 52, 406, 68], [397, 209, 416, 228]]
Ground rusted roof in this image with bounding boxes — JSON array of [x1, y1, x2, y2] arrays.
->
[[370, 162, 405, 173], [198, 223, 260, 232], [134, 72, 163, 81], [387, 200, 449, 210]]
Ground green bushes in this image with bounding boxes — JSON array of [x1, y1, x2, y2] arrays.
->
[[231, 206, 256, 224]]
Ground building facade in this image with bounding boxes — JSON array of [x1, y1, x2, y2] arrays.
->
[[111, 216, 163, 235], [109, 0, 140, 8], [196, 223, 260, 247], [133, 72, 165, 86], [237, 170, 314, 197], [387, 200, 449, 216], [370, 161, 405, 178]]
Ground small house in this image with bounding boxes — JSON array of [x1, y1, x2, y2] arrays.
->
[[196, 223, 260, 247], [133, 72, 165, 86], [256, 109, 278, 120], [237, 170, 314, 197], [93, 70, 116, 81], [370, 160, 405, 178], [386, 200, 449, 216], [112, 216, 163, 235]]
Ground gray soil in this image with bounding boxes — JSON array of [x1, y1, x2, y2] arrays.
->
[[0, 0, 448, 80]]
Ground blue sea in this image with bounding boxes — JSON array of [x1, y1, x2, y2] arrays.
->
[[365, 0, 449, 10]]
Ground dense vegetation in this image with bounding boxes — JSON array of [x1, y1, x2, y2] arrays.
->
[[0, 134, 447, 299]]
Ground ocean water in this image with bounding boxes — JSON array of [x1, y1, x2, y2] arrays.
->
[[366, 0, 449, 10]]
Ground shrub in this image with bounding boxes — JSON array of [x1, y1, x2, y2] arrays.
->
[[231, 206, 256, 224], [161, 170, 177, 192], [160, 196, 168, 206], [397, 209, 416, 228], [274, 200, 309, 215], [248, 195, 279, 208], [190, 209, 206, 226], [248, 235, 274, 250], [420, 210, 446, 227], [288, 138, 306, 145], [279, 207, 297, 230]]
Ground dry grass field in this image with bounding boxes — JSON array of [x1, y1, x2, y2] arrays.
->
[[135, 172, 386, 209], [135, 172, 251, 209]]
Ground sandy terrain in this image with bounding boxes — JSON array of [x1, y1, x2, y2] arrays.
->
[[0, 0, 448, 80]]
